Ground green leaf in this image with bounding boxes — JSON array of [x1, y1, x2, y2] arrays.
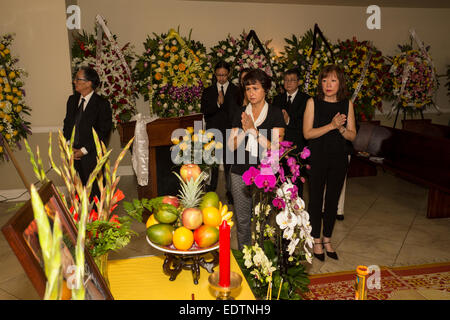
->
[[263, 240, 276, 260]]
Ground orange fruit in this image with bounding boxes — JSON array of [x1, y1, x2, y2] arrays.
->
[[172, 227, 194, 250], [202, 207, 222, 227], [146, 214, 159, 228]]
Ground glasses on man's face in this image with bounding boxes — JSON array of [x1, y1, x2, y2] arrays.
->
[[74, 78, 88, 82], [215, 74, 228, 78]]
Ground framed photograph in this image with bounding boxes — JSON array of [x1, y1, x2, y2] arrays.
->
[[1, 181, 113, 300]]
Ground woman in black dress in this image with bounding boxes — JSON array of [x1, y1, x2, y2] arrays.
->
[[303, 64, 356, 261], [227, 69, 285, 250]]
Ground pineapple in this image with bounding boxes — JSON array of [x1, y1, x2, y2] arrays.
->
[[173, 171, 208, 208]]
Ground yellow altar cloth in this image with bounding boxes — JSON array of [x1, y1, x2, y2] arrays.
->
[[107, 254, 256, 300]]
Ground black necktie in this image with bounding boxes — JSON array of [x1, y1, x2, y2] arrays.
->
[[221, 85, 225, 96], [287, 95, 292, 112], [74, 98, 85, 146]]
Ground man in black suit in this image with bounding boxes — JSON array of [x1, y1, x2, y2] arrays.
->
[[63, 66, 112, 199], [273, 68, 310, 196], [200, 61, 239, 203]]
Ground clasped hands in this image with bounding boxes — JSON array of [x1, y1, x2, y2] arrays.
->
[[73, 148, 85, 160], [241, 112, 257, 136], [331, 112, 347, 133]]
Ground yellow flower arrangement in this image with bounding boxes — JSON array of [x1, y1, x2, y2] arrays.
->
[[337, 38, 390, 121], [0, 33, 31, 161], [133, 29, 212, 118]]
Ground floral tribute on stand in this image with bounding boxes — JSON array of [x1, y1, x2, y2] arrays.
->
[[386, 41, 439, 118], [209, 30, 284, 100], [336, 37, 390, 122], [233, 141, 313, 300], [133, 28, 212, 118], [281, 26, 341, 96], [71, 22, 137, 128], [0, 33, 32, 162]]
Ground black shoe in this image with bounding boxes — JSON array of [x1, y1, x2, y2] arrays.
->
[[336, 215, 344, 221], [313, 242, 325, 261], [323, 241, 338, 260]]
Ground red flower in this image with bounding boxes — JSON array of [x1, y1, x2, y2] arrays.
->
[[109, 214, 121, 228], [113, 189, 125, 203], [89, 209, 98, 222]]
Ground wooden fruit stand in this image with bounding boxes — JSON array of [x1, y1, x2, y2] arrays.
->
[[118, 114, 203, 199]]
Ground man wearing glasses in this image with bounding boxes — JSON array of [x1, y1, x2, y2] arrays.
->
[[273, 68, 310, 196], [63, 66, 112, 198], [201, 61, 239, 204]]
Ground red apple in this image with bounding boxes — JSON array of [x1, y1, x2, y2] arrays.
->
[[181, 208, 203, 230], [162, 196, 180, 208], [180, 164, 201, 182]]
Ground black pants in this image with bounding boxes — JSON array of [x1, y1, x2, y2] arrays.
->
[[308, 154, 348, 239], [207, 163, 231, 193], [75, 155, 101, 200]]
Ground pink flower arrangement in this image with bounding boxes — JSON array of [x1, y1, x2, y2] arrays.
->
[[242, 142, 310, 193], [242, 140, 314, 264]]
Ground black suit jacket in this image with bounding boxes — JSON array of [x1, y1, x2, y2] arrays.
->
[[63, 92, 112, 180], [201, 82, 240, 133], [273, 90, 310, 151]]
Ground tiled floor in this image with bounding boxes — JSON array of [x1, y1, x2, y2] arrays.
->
[[0, 167, 449, 300]]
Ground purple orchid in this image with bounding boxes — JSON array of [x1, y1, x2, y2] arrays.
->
[[242, 166, 260, 186], [254, 174, 277, 192], [300, 147, 311, 159], [272, 197, 286, 209], [279, 166, 286, 183], [287, 185, 299, 200], [291, 164, 300, 183], [280, 140, 293, 148], [286, 156, 297, 168]]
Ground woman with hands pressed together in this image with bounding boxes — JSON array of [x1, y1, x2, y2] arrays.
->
[[227, 69, 285, 250], [303, 64, 356, 261]]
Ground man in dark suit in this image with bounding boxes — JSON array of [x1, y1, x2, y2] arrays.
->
[[63, 66, 112, 199], [273, 68, 310, 196], [201, 61, 239, 203]]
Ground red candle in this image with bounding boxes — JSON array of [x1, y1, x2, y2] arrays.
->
[[219, 220, 230, 287]]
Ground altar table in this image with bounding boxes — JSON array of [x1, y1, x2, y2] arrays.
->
[[107, 253, 255, 300]]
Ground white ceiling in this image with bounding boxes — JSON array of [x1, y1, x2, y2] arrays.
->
[[187, 0, 450, 8]]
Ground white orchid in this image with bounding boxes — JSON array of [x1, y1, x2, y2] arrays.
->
[[287, 238, 300, 256], [276, 210, 298, 229], [283, 227, 294, 240]]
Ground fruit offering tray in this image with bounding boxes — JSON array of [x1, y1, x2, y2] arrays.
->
[[147, 236, 219, 284], [146, 236, 219, 255]]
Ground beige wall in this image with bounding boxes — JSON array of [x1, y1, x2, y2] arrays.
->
[[0, 0, 73, 192], [0, 0, 449, 192], [0, 0, 73, 127]]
